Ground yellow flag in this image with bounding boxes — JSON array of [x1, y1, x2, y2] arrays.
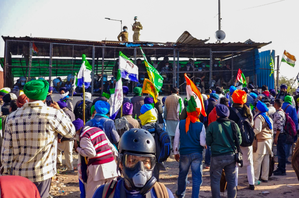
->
[[142, 78, 158, 103]]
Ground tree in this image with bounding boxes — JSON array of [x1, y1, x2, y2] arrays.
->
[[279, 76, 297, 94]]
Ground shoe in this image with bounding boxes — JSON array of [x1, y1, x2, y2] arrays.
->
[[274, 171, 286, 176], [249, 185, 255, 190], [260, 179, 268, 183], [205, 166, 210, 169], [273, 169, 280, 173]]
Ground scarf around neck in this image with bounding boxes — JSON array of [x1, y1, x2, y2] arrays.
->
[[255, 112, 272, 130]]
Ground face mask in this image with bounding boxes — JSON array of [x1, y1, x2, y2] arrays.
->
[[124, 28, 128, 32], [60, 92, 69, 99], [165, 65, 169, 68], [21, 82, 25, 86]]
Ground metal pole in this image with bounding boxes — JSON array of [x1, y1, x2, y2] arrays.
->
[[133, 47, 137, 92], [121, 20, 123, 32], [173, 49, 176, 87], [209, 49, 213, 86], [83, 83, 86, 124], [231, 53, 234, 84], [4, 40, 8, 87], [276, 55, 280, 91], [28, 42, 33, 79], [218, 0, 221, 30], [177, 50, 180, 88], [49, 43, 53, 86], [91, 46, 95, 94], [101, 46, 105, 95]]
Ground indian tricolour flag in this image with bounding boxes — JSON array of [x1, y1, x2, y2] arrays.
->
[[185, 73, 206, 132], [185, 74, 206, 117], [119, 51, 139, 82], [77, 54, 92, 88], [110, 69, 123, 120], [282, 50, 296, 67], [236, 68, 247, 86]]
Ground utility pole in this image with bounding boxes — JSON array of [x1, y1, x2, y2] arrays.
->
[[218, 0, 221, 30]]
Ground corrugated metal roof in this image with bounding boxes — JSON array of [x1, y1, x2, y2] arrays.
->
[[176, 31, 209, 45]]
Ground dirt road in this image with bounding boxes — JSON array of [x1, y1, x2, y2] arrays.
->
[[50, 154, 299, 198]]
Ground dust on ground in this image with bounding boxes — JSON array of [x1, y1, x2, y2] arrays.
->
[[51, 154, 299, 198]]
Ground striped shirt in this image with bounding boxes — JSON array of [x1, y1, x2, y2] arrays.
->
[[79, 126, 114, 165], [1, 101, 76, 182]]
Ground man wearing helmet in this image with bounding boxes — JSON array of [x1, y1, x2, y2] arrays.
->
[[92, 128, 174, 198]]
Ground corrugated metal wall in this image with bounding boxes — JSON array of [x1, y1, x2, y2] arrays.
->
[[257, 50, 275, 89]]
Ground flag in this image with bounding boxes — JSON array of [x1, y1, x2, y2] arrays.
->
[[119, 51, 139, 82], [236, 69, 247, 86], [269, 54, 274, 77], [77, 54, 92, 88], [140, 47, 163, 91], [185, 74, 206, 132], [281, 50, 296, 67], [32, 43, 38, 55], [110, 69, 123, 120], [142, 78, 158, 103]]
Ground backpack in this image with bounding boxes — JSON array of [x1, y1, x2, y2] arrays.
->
[[142, 123, 171, 163], [91, 117, 108, 131], [75, 100, 92, 122], [115, 117, 129, 137], [102, 180, 169, 198], [283, 105, 297, 144], [231, 107, 255, 147]]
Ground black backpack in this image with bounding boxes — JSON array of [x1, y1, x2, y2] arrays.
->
[[74, 100, 92, 122], [231, 107, 255, 147], [142, 123, 171, 163]]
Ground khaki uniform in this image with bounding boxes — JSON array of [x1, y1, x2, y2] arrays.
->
[[117, 31, 128, 42], [132, 21, 143, 42]]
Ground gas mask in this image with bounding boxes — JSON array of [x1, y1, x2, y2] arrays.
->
[[121, 153, 157, 195]]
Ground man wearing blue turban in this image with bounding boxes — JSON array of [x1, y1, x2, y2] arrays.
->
[[253, 101, 273, 184], [85, 100, 120, 146]]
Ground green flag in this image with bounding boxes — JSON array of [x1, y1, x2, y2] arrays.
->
[[269, 54, 274, 77], [140, 47, 163, 91]]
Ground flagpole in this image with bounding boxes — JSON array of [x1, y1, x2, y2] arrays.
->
[[82, 60, 86, 124], [83, 84, 86, 124]]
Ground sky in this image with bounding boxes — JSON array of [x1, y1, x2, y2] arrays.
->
[[0, 0, 299, 80]]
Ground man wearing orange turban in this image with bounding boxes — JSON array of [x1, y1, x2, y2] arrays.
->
[[229, 89, 255, 190], [232, 90, 247, 105]]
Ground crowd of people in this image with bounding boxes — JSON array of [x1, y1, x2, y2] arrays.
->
[[0, 78, 299, 198]]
